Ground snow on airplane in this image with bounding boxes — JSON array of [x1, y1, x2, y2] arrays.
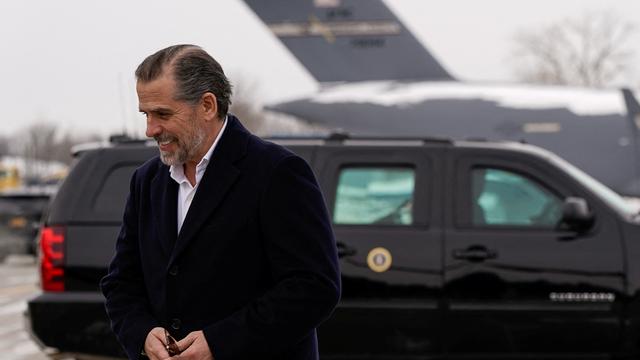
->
[[242, 0, 640, 199]]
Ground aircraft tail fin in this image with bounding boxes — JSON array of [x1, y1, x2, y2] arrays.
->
[[242, 0, 454, 83]]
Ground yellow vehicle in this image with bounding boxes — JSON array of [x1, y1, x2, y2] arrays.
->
[[0, 165, 20, 191]]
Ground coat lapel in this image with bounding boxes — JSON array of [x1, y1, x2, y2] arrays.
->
[[150, 165, 178, 256], [168, 115, 249, 266]]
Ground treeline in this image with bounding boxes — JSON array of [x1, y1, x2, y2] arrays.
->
[[0, 123, 101, 166]]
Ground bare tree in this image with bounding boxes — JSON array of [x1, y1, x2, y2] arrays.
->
[[14, 122, 59, 182], [49, 132, 102, 164], [228, 75, 268, 135], [7, 121, 103, 186], [511, 11, 636, 87], [0, 135, 9, 157]]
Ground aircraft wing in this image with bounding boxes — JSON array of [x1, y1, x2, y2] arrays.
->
[[267, 82, 640, 197]]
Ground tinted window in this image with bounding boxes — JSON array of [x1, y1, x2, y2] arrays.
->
[[334, 167, 415, 225], [92, 165, 137, 216], [471, 167, 562, 227]]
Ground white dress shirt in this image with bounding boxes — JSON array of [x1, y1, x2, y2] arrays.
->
[[170, 117, 227, 234]]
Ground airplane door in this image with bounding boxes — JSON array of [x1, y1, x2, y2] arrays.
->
[[443, 150, 625, 358], [314, 145, 444, 359]]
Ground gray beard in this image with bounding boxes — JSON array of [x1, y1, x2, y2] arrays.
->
[[159, 148, 187, 166], [158, 129, 206, 166]]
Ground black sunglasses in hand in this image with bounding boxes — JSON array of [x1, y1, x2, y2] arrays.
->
[[164, 329, 181, 356]]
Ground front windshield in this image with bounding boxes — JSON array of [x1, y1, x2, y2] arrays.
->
[[550, 155, 634, 216]]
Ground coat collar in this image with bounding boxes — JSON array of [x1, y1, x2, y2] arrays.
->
[[167, 114, 249, 266], [150, 168, 178, 257]]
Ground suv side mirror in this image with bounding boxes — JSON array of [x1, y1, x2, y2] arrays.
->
[[561, 197, 594, 232]]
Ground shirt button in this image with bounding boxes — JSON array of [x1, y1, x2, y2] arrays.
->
[[171, 318, 181, 330], [169, 265, 179, 276]]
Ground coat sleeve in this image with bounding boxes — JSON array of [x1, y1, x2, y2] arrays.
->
[[203, 155, 341, 358], [100, 170, 159, 360]]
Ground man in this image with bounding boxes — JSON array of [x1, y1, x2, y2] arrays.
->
[[100, 44, 341, 360]]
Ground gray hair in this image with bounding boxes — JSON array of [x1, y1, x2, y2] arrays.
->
[[135, 44, 232, 118]]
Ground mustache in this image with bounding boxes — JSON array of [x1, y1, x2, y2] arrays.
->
[[154, 133, 178, 143]]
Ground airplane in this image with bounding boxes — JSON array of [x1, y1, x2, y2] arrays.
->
[[242, 0, 640, 200]]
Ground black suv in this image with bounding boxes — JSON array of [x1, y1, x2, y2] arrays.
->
[[27, 135, 640, 359]]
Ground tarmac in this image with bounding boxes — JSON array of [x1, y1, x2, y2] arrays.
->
[[0, 254, 53, 360]]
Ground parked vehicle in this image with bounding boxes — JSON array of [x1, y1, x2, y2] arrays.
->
[[0, 190, 52, 256], [0, 164, 20, 191], [27, 134, 640, 359]]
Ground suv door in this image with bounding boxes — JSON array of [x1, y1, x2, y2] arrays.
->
[[444, 149, 625, 358], [313, 144, 444, 359]]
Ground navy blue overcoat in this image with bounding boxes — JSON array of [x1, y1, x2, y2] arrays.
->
[[100, 115, 341, 360]]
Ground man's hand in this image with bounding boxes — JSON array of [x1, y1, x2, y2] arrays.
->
[[144, 327, 172, 360], [175, 330, 214, 360]]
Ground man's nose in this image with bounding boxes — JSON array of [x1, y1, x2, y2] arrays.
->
[[146, 118, 161, 138]]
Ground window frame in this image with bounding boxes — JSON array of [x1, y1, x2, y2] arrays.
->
[[470, 166, 564, 228], [319, 148, 432, 230], [454, 154, 571, 231], [333, 165, 417, 226]]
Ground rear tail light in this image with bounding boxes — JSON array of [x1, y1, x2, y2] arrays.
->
[[40, 226, 65, 291]]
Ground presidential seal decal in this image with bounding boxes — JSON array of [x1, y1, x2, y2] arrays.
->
[[367, 247, 392, 273]]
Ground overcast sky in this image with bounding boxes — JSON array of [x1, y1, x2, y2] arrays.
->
[[1, 0, 639, 138]]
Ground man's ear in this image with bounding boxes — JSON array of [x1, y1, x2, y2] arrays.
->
[[201, 92, 219, 122]]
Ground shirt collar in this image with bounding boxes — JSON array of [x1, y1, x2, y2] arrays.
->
[[169, 116, 228, 184]]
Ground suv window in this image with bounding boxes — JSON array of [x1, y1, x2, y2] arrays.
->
[[334, 166, 415, 225], [92, 165, 138, 216], [471, 167, 563, 227]]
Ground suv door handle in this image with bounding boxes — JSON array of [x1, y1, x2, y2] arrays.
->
[[336, 242, 357, 258], [452, 245, 497, 262]]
